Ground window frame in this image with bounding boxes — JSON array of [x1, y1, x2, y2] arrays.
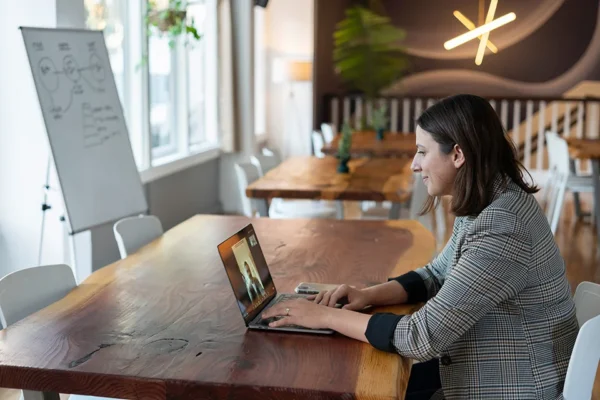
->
[[84, 0, 221, 182]]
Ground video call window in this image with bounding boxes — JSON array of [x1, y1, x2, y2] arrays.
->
[[218, 226, 275, 320]]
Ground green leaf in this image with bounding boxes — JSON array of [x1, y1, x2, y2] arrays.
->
[[186, 26, 201, 40], [332, 4, 408, 98]]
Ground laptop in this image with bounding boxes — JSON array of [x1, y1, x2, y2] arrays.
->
[[217, 223, 335, 335]]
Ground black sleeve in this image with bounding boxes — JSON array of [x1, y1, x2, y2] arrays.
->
[[388, 270, 428, 303], [365, 313, 404, 353]]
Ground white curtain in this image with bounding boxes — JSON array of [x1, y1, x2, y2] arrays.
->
[[217, 0, 237, 153]]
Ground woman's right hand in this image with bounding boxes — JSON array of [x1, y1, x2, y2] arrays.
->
[[311, 284, 371, 311]]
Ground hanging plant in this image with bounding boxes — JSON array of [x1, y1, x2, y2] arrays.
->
[[145, 0, 202, 49]]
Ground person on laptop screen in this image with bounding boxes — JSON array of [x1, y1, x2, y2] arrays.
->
[[227, 234, 273, 318], [261, 94, 578, 400], [241, 261, 265, 303]]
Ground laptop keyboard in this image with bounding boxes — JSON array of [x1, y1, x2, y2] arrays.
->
[[254, 294, 305, 327]]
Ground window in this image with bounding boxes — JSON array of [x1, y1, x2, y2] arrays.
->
[[148, 35, 176, 156], [84, 0, 126, 105], [84, 0, 219, 174], [254, 6, 266, 137], [187, 2, 207, 146]]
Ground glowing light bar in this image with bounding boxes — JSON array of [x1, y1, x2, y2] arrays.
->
[[453, 11, 498, 53], [444, 12, 516, 50], [475, 0, 498, 65]]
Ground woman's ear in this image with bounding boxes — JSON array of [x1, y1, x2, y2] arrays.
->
[[452, 144, 465, 168]]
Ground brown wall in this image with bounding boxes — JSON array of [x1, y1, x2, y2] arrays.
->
[[314, 0, 600, 127]]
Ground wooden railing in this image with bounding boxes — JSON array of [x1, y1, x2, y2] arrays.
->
[[321, 94, 600, 173]]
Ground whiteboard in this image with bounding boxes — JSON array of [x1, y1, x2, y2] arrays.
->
[[20, 27, 148, 234]]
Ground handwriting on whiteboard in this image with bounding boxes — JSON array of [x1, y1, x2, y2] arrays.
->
[[37, 51, 107, 120], [82, 103, 121, 148]]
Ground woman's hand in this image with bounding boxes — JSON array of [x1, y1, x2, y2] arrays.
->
[[311, 284, 371, 311], [261, 298, 336, 329]]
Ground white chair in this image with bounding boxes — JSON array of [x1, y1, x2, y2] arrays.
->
[[235, 162, 264, 217], [320, 122, 336, 143], [544, 132, 571, 234], [234, 162, 338, 219], [312, 130, 325, 158], [360, 173, 447, 244], [573, 281, 600, 326], [261, 146, 282, 161], [562, 282, 600, 399], [0, 265, 112, 400], [113, 215, 164, 259], [545, 131, 594, 218], [250, 154, 279, 176]]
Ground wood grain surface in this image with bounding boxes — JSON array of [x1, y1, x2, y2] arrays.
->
[[566, 138, 600, 159], [0, 215, 435, 400], [246, 156, 414, 203], [322, 131, 417, 158]]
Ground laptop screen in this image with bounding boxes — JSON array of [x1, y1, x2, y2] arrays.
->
[[217, 224, 277, 324]]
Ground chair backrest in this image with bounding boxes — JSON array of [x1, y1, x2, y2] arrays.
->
[[562, 314, 600, 399], [312, 130, 325, 158], [409, 172, 429, 220], [408, 173, 446, 245], [250, 153, 280, 176], [545, 131, 560, 171], [0, 264, 76, 328], [544, 131, 570, 234], [320, 123, 336, 143], [113, 215, 164, 259], [261, 147, 282, 162], [234, 162, 262, 217], [574, 281, 600, 326]]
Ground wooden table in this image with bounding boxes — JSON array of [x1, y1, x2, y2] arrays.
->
[[322, 131, 416, 158], [0, 215, 435, 400], [246, 156, 414, 219], [566, 138, 600, 242]]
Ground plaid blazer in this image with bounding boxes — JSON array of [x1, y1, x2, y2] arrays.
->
[[366, 177, 579, 399]]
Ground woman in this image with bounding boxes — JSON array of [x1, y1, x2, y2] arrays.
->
[[261, 94, 579, 399]]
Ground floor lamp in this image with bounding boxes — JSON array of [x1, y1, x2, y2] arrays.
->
[[272, 58, 312, 157]]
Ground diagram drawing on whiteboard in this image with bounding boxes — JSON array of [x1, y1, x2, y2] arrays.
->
[[37, 47, 107, 119]]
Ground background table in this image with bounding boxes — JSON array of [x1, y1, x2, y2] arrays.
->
[[0, 215, 435, 400], [566, 138, 600, 243], [246, 156, 414, 219], [322, 131, 416, 158]]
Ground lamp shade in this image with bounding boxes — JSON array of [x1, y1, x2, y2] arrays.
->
[[272, 59, 312, 83], [287, 61, 312, 82]]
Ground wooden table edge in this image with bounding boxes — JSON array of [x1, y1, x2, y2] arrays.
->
[[0, 217, 436, 400], [245, 188, 412, 203]]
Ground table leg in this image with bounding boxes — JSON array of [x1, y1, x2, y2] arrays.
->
[[569, 159, 584, 218], [389, 203, 401, 219], [252, 199, 269, 217], [335, 201, 344, 219], [591, 159, 600, 244]]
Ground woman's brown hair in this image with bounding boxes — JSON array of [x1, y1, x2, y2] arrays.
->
[[417, 94, 539, 217]]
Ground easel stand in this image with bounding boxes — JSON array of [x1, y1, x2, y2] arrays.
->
[[38, 156, 79, 283]]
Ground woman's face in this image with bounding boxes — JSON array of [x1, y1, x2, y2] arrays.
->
[[411, 126, 464, 197]]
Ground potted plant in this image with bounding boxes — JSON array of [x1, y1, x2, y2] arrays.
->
[[372, 103, 388, 141], [337, 123, 353, 173], [333, 0, 407, 130], [145, 0, 202, 49]]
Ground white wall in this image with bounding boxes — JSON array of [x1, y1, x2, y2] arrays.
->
[[265, 0, 314, 158], [0, 0, 89, 278]]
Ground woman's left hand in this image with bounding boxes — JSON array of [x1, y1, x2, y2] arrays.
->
[[261, 298, 336, 330]]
